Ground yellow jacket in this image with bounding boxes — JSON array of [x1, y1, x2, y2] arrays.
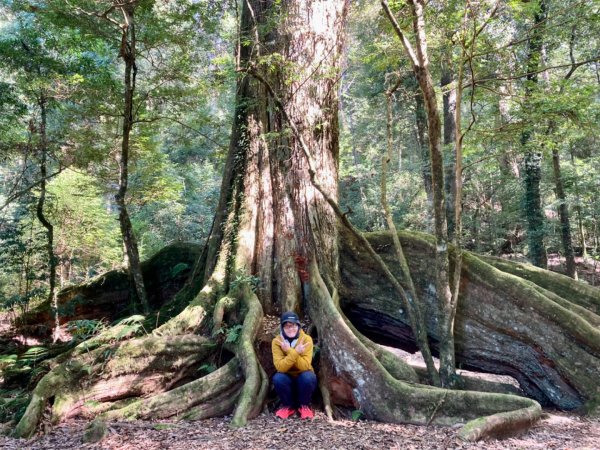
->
[[272, 329, 314, 376]]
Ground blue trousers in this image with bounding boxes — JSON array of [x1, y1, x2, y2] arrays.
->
[[273, 371, 317, 408]]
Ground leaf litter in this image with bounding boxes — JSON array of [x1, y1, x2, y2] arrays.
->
[[1, 409, 598, 449]]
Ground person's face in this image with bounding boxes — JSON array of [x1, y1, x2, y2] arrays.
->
[[282, 321, 299, 338]]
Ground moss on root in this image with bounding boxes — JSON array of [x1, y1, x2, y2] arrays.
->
[[19, 243, 202, 338], [230, 285, 266, 427], [309, 259, 542, 441], [103, 358, 242, 420], [458, 403, 542, 441], [481, 255, 600, 316], [340, 229, 600, 410], [11, 332, 217, 438], [12, 227, 599, 441]]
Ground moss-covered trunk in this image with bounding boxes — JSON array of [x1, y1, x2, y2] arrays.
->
[[340, 229, 600, 411], [521, 0, 548, 269]]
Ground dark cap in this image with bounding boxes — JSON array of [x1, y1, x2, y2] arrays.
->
[[280, 311, 301, 326]]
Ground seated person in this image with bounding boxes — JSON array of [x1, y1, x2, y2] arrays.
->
[[272, 311, 317, 419]]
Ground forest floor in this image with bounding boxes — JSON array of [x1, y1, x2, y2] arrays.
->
[[2, 256, 599, 449], [0, 409, 598, 449]]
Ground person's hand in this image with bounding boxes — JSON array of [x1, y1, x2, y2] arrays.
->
[[279, 339, 291, 352], [295, 340, 307, 354]]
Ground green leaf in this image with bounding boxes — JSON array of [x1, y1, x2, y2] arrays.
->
[[225, 324, 243, 344], [170, 263, 189, 277], [351, 410, 363, 421]]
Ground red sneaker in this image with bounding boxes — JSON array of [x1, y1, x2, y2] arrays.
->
[[298, 405, 314, 419], [275, 407, 296, 419]]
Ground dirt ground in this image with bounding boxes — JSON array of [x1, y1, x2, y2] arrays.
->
[[1, 410, 599, 450]]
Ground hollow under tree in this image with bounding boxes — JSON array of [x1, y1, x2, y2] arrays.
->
[[12, 0, 600, 442]]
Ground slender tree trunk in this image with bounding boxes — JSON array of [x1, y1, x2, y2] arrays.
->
[[570, 148, 587, 259], [115, 5, 149, 314], [409, 0, 456, 387], [521, 0, 548, 268], [441, 53, 457, 241], [552, 148, 577, 278], [495, 84, 522, 254], [382, 0, 455, 386], [35, 93, 59, 340], [412, 77, 433, 211], [384, 79, 440, 385], [340, 90, 370, 228], [544, 26, 581, 278], [497, 86, 520, 178]]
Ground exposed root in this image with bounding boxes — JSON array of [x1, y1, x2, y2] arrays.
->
[[13, 334, 217, 438], [181, 383, 242, 420], [410, 365, 524, 397], [464, 253, 600, 354], [319, 372, 334, 421], [308, 260, 541, 441], [153, 274, 224, 337], [481, 255, 600, 316], [230, 286, 267, 427], [103, 358, 242, 420], [341, 230, 600, 409], [337, 298, 419, 384], [458, 403, 542, 441], [13, 364, 69, 438], [212, 296, 237, 335], [248, 363, 268, 418]]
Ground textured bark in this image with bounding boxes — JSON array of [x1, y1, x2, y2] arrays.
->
[[309, 260, 540, 440], [340, 229, 600, 411], [227, 0, 346, 310], [13, 334, 217, 438], [15, 0, 600, 442]]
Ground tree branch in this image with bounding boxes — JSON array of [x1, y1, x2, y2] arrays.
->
[[381, 0, 419, 68], [133, 115, 228, 150], [473, 57, 600, 84], [1, 167, 66, 211]]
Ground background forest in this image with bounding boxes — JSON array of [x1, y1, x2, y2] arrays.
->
[[0, 0, 599, 444], [1, 0, 598, 317]]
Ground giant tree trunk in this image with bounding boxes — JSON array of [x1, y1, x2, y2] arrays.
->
[[15, 0, 600, 442]]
